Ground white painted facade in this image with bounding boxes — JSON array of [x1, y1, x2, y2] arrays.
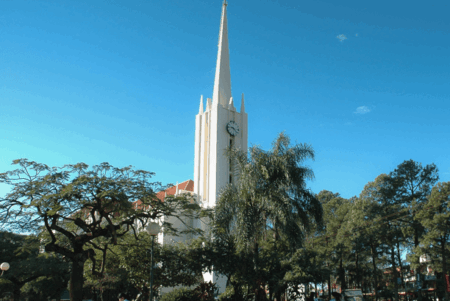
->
[[193, 1, 248, 292]]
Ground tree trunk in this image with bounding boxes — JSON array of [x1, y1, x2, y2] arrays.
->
[[415, 229, 423, 301], [70, 258, 87, 301], [329, 270, 332, 300], [396, 240, 404, 289], [355, 252, 359, 288], [442, 236, 449, 301], [340, 255, 347, 290], [371, 244, 378, 301], [275, 290, 282, 301], [390, 246, 399, 301], [253, 240, 260, 294], [327, 238, 332, 301]]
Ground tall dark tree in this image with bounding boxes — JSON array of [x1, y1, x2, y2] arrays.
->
[[316, 190, 342, 300], [0, 160, 203, 301], [389, 160, 438, 299], [320, 193, 352, 292], [341, 197, 374, 290], [359, 174, 405, 301], [412, 182, 450, 301], [389, 159, 439, 248]]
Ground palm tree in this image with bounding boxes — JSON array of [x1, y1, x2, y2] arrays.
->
[[214, 133, 323, 300]]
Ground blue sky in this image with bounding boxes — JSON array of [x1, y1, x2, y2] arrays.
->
[[1, 0, 449, 199]]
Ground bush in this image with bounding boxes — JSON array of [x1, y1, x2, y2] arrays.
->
[[160, 282, 217, 301], [160, 287, 194, 301]]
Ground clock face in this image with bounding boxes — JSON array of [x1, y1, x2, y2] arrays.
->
[[227, 121, 239, 136]]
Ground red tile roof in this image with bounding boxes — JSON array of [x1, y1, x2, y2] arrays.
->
[[156, 179, 194, 201], [133, 179, 194, 210]]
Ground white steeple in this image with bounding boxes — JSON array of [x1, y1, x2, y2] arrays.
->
[[212, 0, 232, 108], [199, 95, 204, 114], [193, 2, 248, 291]]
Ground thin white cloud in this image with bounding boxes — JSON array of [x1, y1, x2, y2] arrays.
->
[[336, 34, 347, 42], [354, 106, 371, 114]]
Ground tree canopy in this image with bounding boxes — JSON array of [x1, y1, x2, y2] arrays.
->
[[0, 159, 204, 301]]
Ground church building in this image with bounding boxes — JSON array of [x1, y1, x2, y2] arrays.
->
[[156, 0, 247, 293]]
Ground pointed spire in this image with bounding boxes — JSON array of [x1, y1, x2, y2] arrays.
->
[[228, 97, 235, 111], [199, 95, 204, 114], [206, 98, 212, 111], [212, 1, 232, 108], [240, 93, 245, 113]]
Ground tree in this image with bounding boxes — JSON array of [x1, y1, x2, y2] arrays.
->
[[316, 190, 342, 299], [351, 192, 387, 300], [0, 160, 203, 301], [389, 160, 438, 300], [412, 182, 450, 301], [337, 196, 374, 291], [319, 192, 353, 292], [0, 231, 69, 301], [389, 160, 439, 249], [101, 232, 205, 300], [359, 174, 405, 301], [214, 133, 323, 300], [204, 227, 253, 301]]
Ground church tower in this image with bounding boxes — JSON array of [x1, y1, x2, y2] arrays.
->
[[193, 1, 248, 209]]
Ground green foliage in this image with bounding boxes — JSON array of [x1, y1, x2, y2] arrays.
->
[[160, 287, 194, 301], [218, 132, 322, 250], [159, 282, 217, 301], [218, 285, 253, 301], [211, 156, 443, 299], [21, 275, 70, 301], [2, 154, 446, 301], [94, 232, 205, 298], [0, 160, 206, 301], [0, 231, 69, 301], [213, 133, 322, 300], [389, 160, 439, 248], [316, 191, 356, 290], [411, 182, 450, 279]]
